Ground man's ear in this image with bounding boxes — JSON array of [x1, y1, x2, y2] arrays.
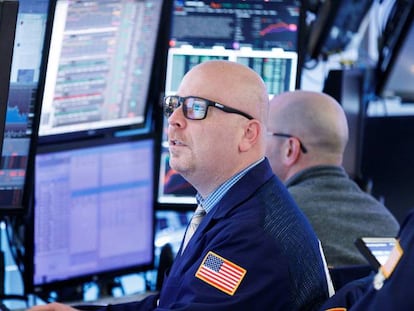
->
[[239, 120, 260, 152], [282, 137, 301, 166]]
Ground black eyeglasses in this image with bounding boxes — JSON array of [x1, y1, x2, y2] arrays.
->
[[268, 132, 308, 153], [163, 95, 254, 120]]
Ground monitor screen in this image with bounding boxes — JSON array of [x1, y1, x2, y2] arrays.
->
[[355, 237, 396, 269], [165, 46, 297, 96], [0, 0, 51, 214], [171, 0, 301, 51], [38, 0, 166, 139], [26, 137, 155, 295]]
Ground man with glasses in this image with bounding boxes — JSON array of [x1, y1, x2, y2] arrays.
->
[[266, 90, 399, 269], [29, 61, 330, 311]]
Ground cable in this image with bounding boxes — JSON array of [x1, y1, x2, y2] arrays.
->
[[4, 217, 24, 277], [0, 217, 30, 307]]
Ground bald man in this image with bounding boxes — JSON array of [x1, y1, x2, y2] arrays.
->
[[266, 90, 400, 267], [29, 63, 330, 310]]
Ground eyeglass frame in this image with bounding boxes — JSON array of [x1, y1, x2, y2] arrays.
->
[[268, 132, 308, 153], [163, 95, 254, 121]]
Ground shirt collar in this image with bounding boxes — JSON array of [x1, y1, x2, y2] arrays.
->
[[196, 157, 265, 213]]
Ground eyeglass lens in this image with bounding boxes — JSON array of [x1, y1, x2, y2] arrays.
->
[[183, 97, 207, 120], [164, 96, 208, 120]]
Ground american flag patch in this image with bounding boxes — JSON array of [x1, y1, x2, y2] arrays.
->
[[195, 251, 246, 296]]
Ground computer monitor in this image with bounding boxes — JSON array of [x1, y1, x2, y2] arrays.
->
[[306, 0, 374, 59], [0, 0, 19, 157], [376, 1, 414, 102], [170, 0, 301, 51], [0, 0, 51, 214], [37, 0, 169, 140], [164, 46, 298, 97], [24, 136, 155, 298]]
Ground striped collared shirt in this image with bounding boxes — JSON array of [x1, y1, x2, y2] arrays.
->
[[196, 157, 265, 213]]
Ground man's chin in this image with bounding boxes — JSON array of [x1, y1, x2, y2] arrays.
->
[[171, 161, 195, 179], [170, 158, 186, 174]]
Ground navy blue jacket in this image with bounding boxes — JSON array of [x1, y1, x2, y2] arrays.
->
[[321, 209, 414, 310], [91, 159, 329, 310]]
